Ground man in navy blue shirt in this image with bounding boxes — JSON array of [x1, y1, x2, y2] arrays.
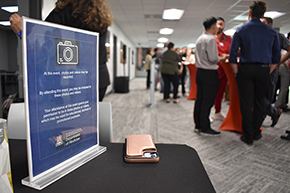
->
[[229, 1, 280, 145]]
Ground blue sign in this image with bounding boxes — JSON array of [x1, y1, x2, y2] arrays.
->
[[23, 19, 99, 178]]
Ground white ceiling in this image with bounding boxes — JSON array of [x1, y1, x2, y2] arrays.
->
[[106, 0, 290, 48], [0, 0, 289, 48]]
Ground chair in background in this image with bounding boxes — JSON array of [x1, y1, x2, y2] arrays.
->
[[98, 102, 113, 145]]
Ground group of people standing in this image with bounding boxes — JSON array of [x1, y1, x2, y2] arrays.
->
[[9, 0, 289, 145], [144, 17, 231, 135], [195, 0, 290, 144], [147, 0, 290, 144], [145, 43, 192, 104]]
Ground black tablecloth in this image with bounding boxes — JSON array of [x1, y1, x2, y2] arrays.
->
[[9, 139, 215, 193]]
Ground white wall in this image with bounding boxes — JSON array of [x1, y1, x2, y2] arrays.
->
[[0, 30, 8, 71], [42, 0, 56, 20], [0, 30, 18, 72], [106, 22, 137, 93]]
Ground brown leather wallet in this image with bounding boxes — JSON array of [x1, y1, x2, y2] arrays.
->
[[124, 134, 159, 163]]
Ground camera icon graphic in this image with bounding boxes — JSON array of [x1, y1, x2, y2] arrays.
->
[[57, 41, 78, 65]]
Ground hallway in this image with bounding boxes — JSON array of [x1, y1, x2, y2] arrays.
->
[[103, 77, 290, 192]]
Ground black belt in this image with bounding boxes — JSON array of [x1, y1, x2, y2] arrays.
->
[[240, 63, 269, 65], [240, 63, 269, 67]]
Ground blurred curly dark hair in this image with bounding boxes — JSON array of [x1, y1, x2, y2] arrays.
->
[[55, 0, 113, 33]]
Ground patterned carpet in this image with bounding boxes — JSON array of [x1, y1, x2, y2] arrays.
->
[[103, 77, 290, 193]]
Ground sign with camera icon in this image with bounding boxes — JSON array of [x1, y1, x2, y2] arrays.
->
[[56, 38, 79, 65], [21, 17, 105, 190]]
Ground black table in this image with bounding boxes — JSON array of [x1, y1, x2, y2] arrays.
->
[[9, 139, 215, 193]]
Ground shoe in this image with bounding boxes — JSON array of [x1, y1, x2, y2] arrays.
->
[[280, 134, 290, 140], [200, 128, 221, 136], [281, 106, 289, 112], [194, 128, 201, 133], [286, 130, 290, 134], [173, 99, 180, 104], [240, 135, 253, 145], [211, 112, 225, 121], [166, 99, 171, 103], [253, 133, 262, 141], [271, 109, 282, 127], [183, 94, 188, 97]]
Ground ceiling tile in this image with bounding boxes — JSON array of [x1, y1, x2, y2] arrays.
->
[[4, 0, 289, 47]]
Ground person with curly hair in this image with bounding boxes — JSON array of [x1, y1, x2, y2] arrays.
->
[[9, 0, 113, 101], [45, 0, 113, 101]]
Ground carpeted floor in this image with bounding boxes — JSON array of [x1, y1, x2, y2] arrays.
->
[[103, 77, 290, 193]]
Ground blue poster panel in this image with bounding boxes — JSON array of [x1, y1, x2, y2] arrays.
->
[[23, 18, 99, 179]]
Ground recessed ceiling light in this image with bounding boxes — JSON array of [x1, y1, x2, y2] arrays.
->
[[159, 28, 174, 35], [224, 29, 236, 36], [162, 9, 184, 20], [223, 22, 244, 36], [158, 37, 168, 43], [187, 43, 196, 48], [233, 23, 244, 29], [233, 15, 248, 21], [157, 43, 164, 48], [264, 11, 286, 19], [1, 6, 18, 13], [0, 21, 11, 26]]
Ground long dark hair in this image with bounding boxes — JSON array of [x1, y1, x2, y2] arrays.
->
[[146, 49, 151, 55]]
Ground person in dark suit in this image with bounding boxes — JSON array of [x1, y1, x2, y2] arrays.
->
[[260, 17, 290, 127], [280, 32, 290, 140]]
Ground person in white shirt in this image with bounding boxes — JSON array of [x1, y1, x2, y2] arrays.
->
[[194, 17, 228, 136]]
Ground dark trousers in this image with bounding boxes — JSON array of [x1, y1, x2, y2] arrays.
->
[[214, 66, 228, 113], [162, 73, 179, 99], [179, 66, 187, 94], [99, 86, 107, 101], [236, 64, 270, 141], [194, 69, 219, 130], [146, 69, 151, 88], [263, 69, 279, 118]]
